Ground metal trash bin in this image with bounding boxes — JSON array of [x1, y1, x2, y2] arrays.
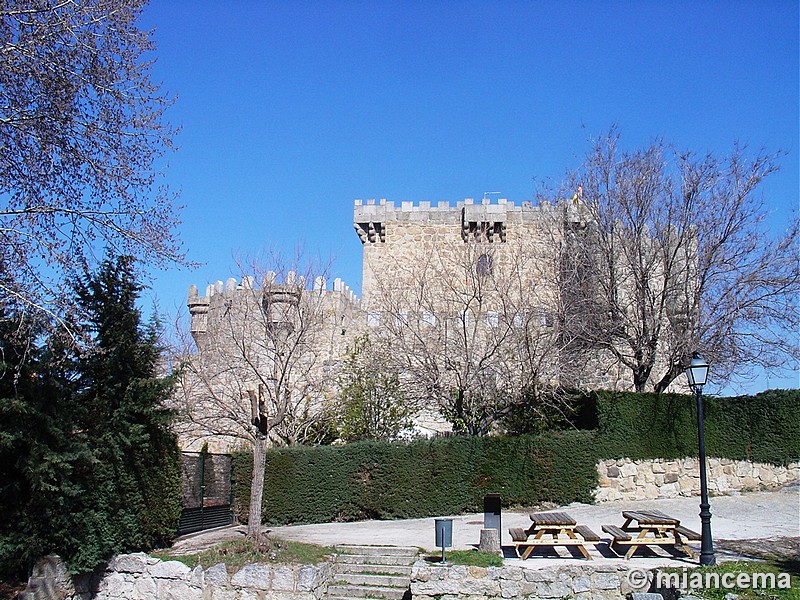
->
[[435, 518, 453, 548], [435, 518, 453, 562], [483, 493, 501, 537]]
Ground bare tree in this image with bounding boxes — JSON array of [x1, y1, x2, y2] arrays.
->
[[560, 130, 799, 391], [370, 238, 568, 435], [174, 257, 356, 539], [1, 0, 183, 324]]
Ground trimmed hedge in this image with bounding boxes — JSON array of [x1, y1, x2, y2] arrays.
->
[[231, 389, 799, 525], [594, 389, 800, 466], [232, 431, 599, 525], [741, 390, 800, 465]]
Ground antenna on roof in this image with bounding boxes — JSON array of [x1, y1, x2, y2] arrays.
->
[[483, 191, 501, 201]]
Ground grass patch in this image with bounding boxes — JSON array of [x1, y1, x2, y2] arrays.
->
[[151, 537, 334, 570], [657, 561, 799, 599], [424, 549, 503, 568], [149, 550, 197, 568]]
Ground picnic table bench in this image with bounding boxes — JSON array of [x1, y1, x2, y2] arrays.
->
[[509, 511, 599, 560], [602, 509, 700, 559]]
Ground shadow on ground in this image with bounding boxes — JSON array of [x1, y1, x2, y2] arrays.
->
[[716, 537, 800, 575]]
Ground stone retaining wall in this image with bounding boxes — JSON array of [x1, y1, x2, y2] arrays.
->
[[595, 457, 800, 502], [410, 561, 639, 600], [21, 553, 333, 600]]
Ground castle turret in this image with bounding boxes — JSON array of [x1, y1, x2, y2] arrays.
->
[[187, 273, 361, 350], [187, 284, 210, 348]]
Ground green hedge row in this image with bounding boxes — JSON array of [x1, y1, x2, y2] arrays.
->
[[594, 389, 800, 466], [232, 431, 599, 525], [231, 389, 799, 525]]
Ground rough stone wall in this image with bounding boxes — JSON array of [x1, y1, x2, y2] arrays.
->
[[179, 274, 362, 453], [595, 457, 800, 502], [188, 274, 360, 356], [354, 197, 562, 313], [354, 197, 636, 393], [354, 198, 577, 433], [410, 560, 639, 600], [21, 553, 333, 600], [562, 350, 632, 392]]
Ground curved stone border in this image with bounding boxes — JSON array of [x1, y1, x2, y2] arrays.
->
[[595, 457, 800, 503], [21, 553, 333, 600], [411, 561, 638, 600]]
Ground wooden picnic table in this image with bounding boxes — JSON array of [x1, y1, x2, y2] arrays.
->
[[622, 509, 678, 528], [603, 509, 700, 560], [509, 511, 598, 560]]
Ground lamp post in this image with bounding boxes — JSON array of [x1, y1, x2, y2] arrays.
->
[[685, 352, 716, 566]]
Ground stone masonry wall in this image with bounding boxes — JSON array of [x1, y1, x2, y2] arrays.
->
[[354, 198, 634, 393], [595, 457, 800, 503], [410, 561, 640, 600], [179, 273, 362, 453], [354, 197, 562, 313], [21, 553, 333, 600]]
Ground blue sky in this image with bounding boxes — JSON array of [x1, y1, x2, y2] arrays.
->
[[139, 0, 799, 393]]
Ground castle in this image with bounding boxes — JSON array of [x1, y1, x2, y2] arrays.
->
[[179, 197, 645, 450]]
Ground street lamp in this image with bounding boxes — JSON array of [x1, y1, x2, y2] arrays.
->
[[685, 352, 716, 566]]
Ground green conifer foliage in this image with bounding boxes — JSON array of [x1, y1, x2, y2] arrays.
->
[[73, 256, 181, 569], [0, 256, 181, 579], [0, 316, 90, 579]]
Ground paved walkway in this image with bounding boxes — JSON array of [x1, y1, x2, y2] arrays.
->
[[172, 486, 799, 570]]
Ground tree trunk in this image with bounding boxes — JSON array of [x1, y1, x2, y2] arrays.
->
[[654, 364, 684, 394], [247, 435, 269, 540], [633, 363, 653, 392]]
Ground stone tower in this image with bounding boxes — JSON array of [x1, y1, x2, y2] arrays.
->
[[353, 197, 568, 311]]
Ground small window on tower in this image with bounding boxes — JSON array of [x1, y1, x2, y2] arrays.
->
[[477, 254, 492, 276]]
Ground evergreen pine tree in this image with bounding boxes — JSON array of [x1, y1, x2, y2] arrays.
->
[[0, 315, 91, 580], [0, 256, 181, 580], [73, 255, 181, 569]]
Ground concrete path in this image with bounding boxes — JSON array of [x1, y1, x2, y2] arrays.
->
[[172, 486, 799, 570]]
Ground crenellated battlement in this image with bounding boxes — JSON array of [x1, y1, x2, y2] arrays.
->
[[188, 273, 360, 306], [187, 273, 361, 347], [353, 197, 568, 244], [353, 197, 556, 209], [353, 197, 562, 212]]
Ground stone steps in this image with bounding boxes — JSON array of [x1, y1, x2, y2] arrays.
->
[[327, 583, 409, 600], [335, 553, 416, 566], [336, 573, 411, 587], [327, 545, 417, 600], [335, 563, 412, 576], [334, 545, 419, 557]]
